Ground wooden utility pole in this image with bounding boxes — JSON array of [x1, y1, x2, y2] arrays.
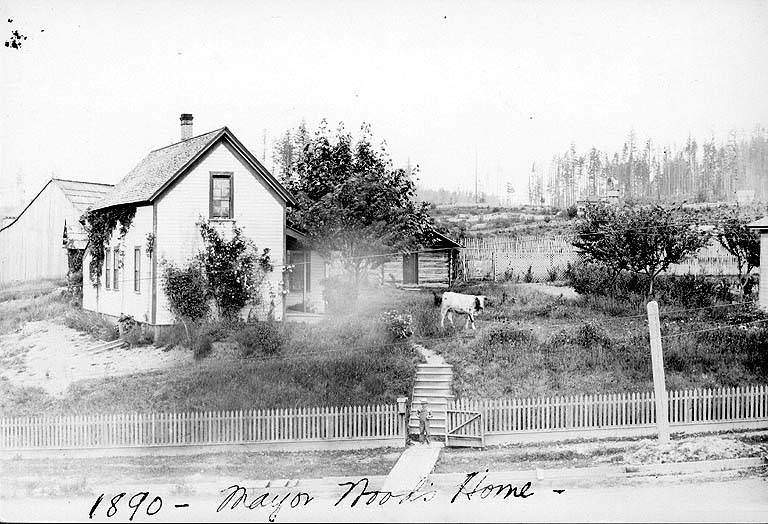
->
[[646, 300, 670, 443]]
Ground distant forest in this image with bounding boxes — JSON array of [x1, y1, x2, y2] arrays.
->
[[529, 127, 768, 208]]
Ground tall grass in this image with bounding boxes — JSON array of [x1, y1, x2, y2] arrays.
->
[[427, 280, 768, 399], [0, 282, 70, 336]]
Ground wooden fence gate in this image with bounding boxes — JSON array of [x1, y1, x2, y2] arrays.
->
[[446, 409, 484, 447]]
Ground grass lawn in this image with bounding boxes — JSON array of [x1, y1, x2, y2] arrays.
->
[[3, 277, 767, 417], [0, 283, 425, 416], [424, 281, 768, 399]]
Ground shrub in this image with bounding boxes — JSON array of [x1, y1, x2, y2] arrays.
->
[[379, 310, 414, 340], [153, 323, 188, 348], [523, 266, 534, 283], [65, 270, 83, 306], [193, 334, 212, 360], [119, 315, 154, 347], [233, 322, 284, 357], [63, 309, 119, 341], [546, 266, 558, 282], [160, 259, 210, 346], [198, 221, 272, 320]]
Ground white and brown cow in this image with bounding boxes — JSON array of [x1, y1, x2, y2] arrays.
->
[[439, 291, 486, 330]]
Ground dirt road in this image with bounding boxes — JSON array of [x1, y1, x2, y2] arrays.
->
[[2, 472, 766, 522]]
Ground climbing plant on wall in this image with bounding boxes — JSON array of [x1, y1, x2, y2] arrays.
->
[[81, 205, 136, 285]]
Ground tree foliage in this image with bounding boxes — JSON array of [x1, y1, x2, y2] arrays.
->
[[716, 212, 760, 295], [160, 260, 210, 346], [198, 221, 273, 320], [537, 127, 768, 207], [573, 203, 710, 295], [274, 121, 440, 287]]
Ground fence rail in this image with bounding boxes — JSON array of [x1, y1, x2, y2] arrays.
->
[[451, 385, 768, 435], [461, 234, 743, 281], [0, 404, 402, 450]]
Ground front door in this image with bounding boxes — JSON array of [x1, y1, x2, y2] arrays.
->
[[403, 253, 419, 284]]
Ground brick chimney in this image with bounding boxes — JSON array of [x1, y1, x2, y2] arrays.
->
[[180, 113, 193, 141]]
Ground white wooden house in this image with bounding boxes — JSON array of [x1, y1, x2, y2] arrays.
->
[[0, 178, 113, 284], [748, 216, 768, 310], [82, 114, 296, 325]]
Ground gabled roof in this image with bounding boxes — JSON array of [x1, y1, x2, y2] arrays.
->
[[0, 178, 114, 234], [92, 127, 296, 210]]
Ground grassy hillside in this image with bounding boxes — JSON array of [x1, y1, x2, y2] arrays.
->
[[426, 282, 768, 399], [0, 284, 422, 416]]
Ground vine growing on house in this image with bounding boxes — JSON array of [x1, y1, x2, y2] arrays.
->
[[198, 221, 273, 320], [81, 205, 136, 285]]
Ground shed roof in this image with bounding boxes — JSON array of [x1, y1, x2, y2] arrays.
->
[[747, 216, 768, 230], [92, 127, 295, 210], [53, 178, 114, 213], [0, 178, 114, 234]]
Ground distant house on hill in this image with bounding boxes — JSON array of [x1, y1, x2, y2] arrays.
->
[[575, 189, 621, 216], [0, 178, 113, 284]]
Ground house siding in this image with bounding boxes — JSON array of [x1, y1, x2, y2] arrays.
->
[[760, 233, 768, 311], [82, 205, 153, 322], [154, 140, 285, 324], [0, 182, 74, 284]]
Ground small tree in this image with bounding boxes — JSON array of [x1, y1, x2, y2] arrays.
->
[[573, 203, 710, 296], [161, 260, 210, 346], [716, 212, 760, 297], [619, 204, 710, 296], [572, 203, 630, 294], [198, 221, 272, 321]]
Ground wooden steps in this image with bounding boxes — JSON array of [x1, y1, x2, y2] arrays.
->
[[408, 363, 453, 438]]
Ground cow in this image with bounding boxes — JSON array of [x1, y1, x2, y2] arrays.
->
[[439, 291, 487, 330]]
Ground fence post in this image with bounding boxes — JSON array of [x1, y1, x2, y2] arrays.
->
[[647, 300, 670, 443]]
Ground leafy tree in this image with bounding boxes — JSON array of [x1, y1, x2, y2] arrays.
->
[[572, 203, 630, 293], [716, 212, 760, 296], [615, 204, 709, 295], [275, 121, 439, 290], [161, 260, 210, 346], [574, 203, 710, 296], [198, 221, 272, 320]]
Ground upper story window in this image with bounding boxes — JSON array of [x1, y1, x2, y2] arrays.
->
[[210, 172, 233, 219]]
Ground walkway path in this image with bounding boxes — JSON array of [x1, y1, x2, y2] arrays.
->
[[413, 342, 447, 365], [380, 441, 444, 492], [517, 282, 580, 300]]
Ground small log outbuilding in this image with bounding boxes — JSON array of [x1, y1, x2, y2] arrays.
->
[[382, 232, 463, 287]]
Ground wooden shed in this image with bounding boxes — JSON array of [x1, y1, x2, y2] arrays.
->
[[382, 232, 462, 287], [0, 178, 113, 284]]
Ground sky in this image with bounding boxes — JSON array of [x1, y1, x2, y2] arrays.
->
[[1, 0, 767, 210]]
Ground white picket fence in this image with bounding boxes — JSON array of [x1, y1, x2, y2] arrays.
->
[[461, 235, 741, 281], [451, 384, 768, 436], [0, 404, 402, 450]]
